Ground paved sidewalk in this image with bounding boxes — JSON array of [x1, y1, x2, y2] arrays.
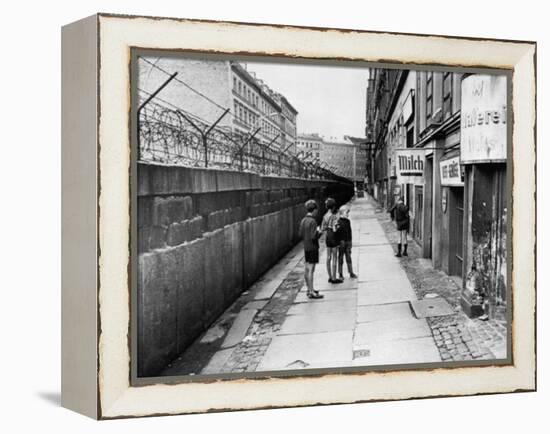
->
[[254, 197, 441, 371], [163, 196, 443, 376]]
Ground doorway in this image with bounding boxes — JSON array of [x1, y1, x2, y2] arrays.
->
[[449, 187, 464, 277]]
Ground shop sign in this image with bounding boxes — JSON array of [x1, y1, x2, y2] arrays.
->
[[461, 74, 507, 164], [440, 156, 464, 186], [395, 148, 425, 185]]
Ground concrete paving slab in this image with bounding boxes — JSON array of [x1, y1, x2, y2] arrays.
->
[[358, 245, 394, 256], [288, 298, 357, 315], [313, 278, 359, 290], [359, 270, 409, 284], [294, 289, 357, 303], [220, 309, 258, 349], [279, 310, 356, 335], [357, 287, 415, 306], [257, 331, 353, 371], [357, 236, 390, 245], [357, 266, 409, 283], [410, 297, 454, 318], [243, 300, 269, 310], [360, 262, 407, 277], [357, 302, 413, 323], [358, 253, 399, 263], [252, 279, 282, 300], [354, 317, 432, 345], [357, 253, 394, 262], [358, 277, 414, 292], [351, 337, 441, 366], [201, 348, 235, 374]]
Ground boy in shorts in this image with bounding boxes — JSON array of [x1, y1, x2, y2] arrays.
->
[[337, 205, 358, 279], [322, 198, 343, 284], [299, 199, 324, 299]]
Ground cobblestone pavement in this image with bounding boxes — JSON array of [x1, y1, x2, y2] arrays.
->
[[374, 201, 508, 362], [218, 265, 306, 373]]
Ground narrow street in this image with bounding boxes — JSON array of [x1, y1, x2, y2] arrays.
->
[[165, 195, 500, 376]]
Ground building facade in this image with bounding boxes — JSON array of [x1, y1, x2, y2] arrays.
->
[[297, 134, 366, 183], [138, 56, 298, 153], [346, 136, 369, 192], [321, 139, 358, 181], [365, 69, 508, 320], [296, 133, 323, 161]]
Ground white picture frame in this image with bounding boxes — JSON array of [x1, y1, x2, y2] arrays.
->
[[61, 13, 536, 419]]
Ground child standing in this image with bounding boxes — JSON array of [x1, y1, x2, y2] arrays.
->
[[389, 196, 410, 257], [299, 199, 324, 299], [322, 197, 343, 284], [336, 205, 357, 280]]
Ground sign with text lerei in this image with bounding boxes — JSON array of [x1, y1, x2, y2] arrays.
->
[[396, 148, 425, 185], [461, 74, 507, 164], [440, 156, 464, 186]]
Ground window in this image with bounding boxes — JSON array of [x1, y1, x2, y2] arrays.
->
[[406, 125, 414, 147], [426, 71, 433, 120], [238, 81, 242, 94], [443, 72, 452, 119], [233, 76, 237, 89]]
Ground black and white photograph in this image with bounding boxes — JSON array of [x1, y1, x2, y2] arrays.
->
[[133, 53, 510, 379], [1, 0, 541, 427]]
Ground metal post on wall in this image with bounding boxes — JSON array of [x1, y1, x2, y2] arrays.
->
[[178, 108, 229, 168], [278, 140, 294, 176], [261, 134, 279, 175], [234, 127, 261, 171]]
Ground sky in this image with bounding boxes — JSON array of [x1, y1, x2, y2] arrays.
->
[[244, 61, 370, 140]]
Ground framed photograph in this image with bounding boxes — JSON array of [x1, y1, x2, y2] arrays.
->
[[61, 13, 536, 419]]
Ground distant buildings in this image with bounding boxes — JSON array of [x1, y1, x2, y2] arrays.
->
[[297, 134, 367, 184], [365, 68, 508, 321], [138, 56, 298, 153], [296, 133, 323, 160]]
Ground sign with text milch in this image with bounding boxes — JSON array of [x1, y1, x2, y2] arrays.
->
[[396, 148, 425, 185], [440, 156, 464, 186], [461, 74, 507, 164]]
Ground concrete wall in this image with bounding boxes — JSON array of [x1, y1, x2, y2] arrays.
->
[[137, 163, 353, 376]]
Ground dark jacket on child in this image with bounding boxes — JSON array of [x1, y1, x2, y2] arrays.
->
[[336, 217, 352, 242], [299, 214, 321, 251], [389, 202, 410, 231]]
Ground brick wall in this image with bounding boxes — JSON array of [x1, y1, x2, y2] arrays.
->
[[137, 163, 353, 376]]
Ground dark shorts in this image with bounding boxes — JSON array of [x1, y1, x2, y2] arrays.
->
[[339, 240, 352, 253], [304, 249, 319, 264], [396, 219, 410, 231]]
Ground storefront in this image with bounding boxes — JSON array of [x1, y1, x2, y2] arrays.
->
[[439, 154, 465, 278], [460, 74, 508, 320], [395, 148, 425, 246]]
